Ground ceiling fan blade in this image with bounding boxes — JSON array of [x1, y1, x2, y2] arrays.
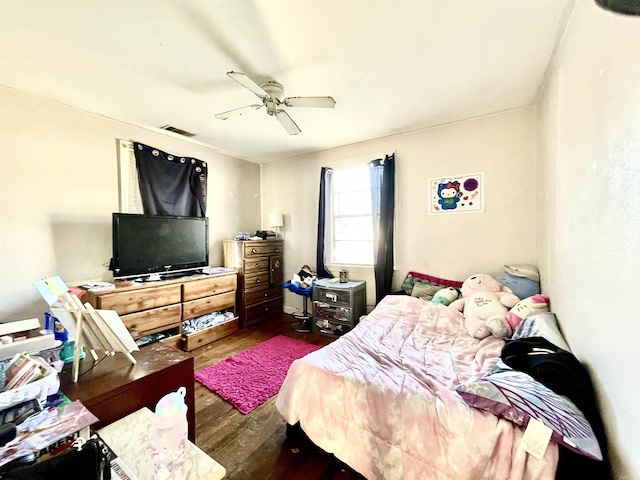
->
[[215, 104, 263, 120], [227, 71, 268, 99], [276, 110, 301, 135], [283, 96, 336, 108]]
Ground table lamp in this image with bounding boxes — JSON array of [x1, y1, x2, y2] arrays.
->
[[268, 213, 284, 237]]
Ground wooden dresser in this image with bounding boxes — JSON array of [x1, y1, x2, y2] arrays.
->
[[223, 239, 284, 327], [83, 272, 238, 351]]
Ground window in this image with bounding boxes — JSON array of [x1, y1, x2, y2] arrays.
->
[[117, 139, 143, 214], [329, 165, 373, 266]]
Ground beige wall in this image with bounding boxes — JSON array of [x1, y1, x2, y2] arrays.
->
[[0, 86, 261, 322], [262, 106, 538, 311], [537, 1, 640, 478]]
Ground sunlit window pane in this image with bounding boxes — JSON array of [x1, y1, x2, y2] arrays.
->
[[334, 191, 371, 216], [332, 240, 373, 264], [332, 166, 370, 191], [334, 216, 373, 241], [329, 165, 374, 266]]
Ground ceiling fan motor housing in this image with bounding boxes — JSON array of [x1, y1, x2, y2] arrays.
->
[[260, 81, 285, 101]]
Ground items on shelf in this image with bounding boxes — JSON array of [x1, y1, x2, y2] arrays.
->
[[81, 282, 115, 292], [0, 318, 57, 362], [0, 400, 98, 470]]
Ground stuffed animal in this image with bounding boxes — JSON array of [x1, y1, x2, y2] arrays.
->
[[505, 294, 550, 331], [496, 264, 541, 300], [431, 287, 459, 306], [291, 265, 316, 288], [449, 274, 520, 339]]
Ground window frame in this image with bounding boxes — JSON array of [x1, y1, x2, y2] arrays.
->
[[117, 139, 143, 214], [327, 163, 374, 268]]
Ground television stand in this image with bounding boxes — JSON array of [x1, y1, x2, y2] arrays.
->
[[84, 272, 239, 351]]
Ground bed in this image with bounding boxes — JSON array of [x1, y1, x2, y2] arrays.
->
[[276, 294, 560, 479]]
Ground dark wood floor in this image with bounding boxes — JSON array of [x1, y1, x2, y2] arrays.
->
[[190, 314, 367, 480]]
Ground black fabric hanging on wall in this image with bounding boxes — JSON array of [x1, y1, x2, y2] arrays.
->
[[315, 167, 334, 278], [134, 142, 207, 217], [369, 153, 395, 304]]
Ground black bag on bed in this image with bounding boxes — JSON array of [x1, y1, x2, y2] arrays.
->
[[501, 337, 612, 480]]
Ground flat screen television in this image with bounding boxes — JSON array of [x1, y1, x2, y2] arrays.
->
[[111, 213, 209, 279]]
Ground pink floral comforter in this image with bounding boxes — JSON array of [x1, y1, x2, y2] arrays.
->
[[276, 295, 558, 479]]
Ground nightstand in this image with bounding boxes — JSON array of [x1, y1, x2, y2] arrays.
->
[[312, 279, 366, 337]]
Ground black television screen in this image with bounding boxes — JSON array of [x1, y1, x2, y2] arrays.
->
[[111, 213, 209, 279]]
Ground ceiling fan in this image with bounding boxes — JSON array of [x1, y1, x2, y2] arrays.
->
[[215, 71, 336, 135]]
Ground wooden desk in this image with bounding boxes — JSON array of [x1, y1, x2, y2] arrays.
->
[[99, 408, 225, 480], [60, 342, 196, 441]]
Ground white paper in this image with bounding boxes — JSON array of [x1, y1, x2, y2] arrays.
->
[[33, 276, 69, 306], [98, 309, 140, 352], [0, 318, 41, 336], [521, 417, 553, 460], [50, 307, 138, 354]]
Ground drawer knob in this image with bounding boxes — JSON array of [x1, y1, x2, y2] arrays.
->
[[256, 278, 261, 283], [251, 248, 257, 253], [264, 293, 268, 297], [255, 263, 260, 267], [275, 249, 280, 253]]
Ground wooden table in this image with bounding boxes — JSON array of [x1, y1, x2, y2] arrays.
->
[[60, 342, 196, 441], [99, 407, 226, 480]]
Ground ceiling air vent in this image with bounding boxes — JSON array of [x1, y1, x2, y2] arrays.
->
[[160, 125, 196, 137]]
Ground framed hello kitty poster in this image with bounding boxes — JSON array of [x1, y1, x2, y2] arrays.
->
[[429, 172, 484, 214]]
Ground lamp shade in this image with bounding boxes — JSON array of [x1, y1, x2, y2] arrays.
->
[[268, 213, 284, 228]]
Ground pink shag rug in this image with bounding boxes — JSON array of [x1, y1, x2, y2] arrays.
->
[[194, 335, 320, 414]]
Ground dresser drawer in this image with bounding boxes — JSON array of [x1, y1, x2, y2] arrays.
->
[[182, 274, 236, 301], [96, 284, 182, 315], [245, 286, 282, 306], [244, 272, 270, 290], [244, 242, 283, 257], [182, 318, 239, 352], [121, 304, 182, 339], [313, 301, 352, 323], [245, 297, 282, 325], [312, 318, 353, 338], [243, 257, 269, 274], [182, 290, 236, 320], [313, 287, 352, 305]]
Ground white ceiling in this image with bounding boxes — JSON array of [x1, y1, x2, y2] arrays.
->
[[0, 0, 573, 164]]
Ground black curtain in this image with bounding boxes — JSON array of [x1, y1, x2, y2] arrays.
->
[[315, 167, 334, 278], [134, 142, 207, 217], [369, 153, 395, 304]]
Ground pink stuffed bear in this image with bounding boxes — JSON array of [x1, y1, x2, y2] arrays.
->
[[449, 273, 520, 339], [505, 294, 550, 331]]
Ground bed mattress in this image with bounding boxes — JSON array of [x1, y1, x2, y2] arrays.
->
[[276, 295, 558, 479]]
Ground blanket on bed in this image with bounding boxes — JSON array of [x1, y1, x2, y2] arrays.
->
[[276, 295, 558, 479]]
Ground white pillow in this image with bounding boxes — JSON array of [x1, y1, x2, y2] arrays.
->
[[511, 312, 570, 351]]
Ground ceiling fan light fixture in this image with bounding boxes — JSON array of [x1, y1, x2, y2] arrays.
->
[[217, 71, 334, 136], [259, 81, 285, 102]]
